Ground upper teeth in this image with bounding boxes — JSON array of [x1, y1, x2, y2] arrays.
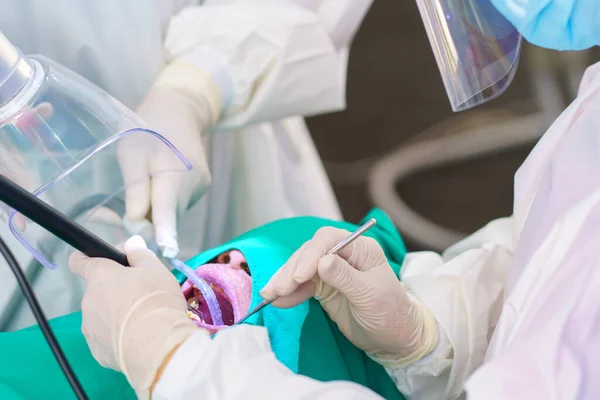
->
[[188, 298, 200, 309], [210, 282, 225, 294]]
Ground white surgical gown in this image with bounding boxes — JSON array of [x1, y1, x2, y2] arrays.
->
[[0, 0, 372, 329], [388, 61, 600, 399], [153, 62, 600, 400]]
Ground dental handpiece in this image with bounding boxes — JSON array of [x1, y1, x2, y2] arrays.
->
[[234, 218, 377, 325]]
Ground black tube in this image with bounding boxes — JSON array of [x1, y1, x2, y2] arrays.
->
[[0, 235, 89, 400], [0, 196, 127, 331], [0, 174, 128, 266]]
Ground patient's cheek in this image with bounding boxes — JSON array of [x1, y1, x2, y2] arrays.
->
[[181, 250, 252, 334]]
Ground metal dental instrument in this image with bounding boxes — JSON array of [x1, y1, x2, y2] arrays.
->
[[234, 218, 377, 325]]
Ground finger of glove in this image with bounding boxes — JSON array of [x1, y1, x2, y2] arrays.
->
[[261, 243, 308, 299], [265, 281, 316, 309], [318, 254, 366, 304], [260, 268, 283, 301], [293, 227, 358, 283], [120, 154, 151, 221], [36, 102, 54, 120], [69, 251, 90, 279], [13, 103, 53, 130], [14, 214, 26, 232], [151, 173, 181, 259], [69, 251, 118, 282], [124, 235, 160, 269]]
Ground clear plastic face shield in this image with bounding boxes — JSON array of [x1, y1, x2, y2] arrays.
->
[[0, 32, 191, 270], [416, 0, 524, 111]]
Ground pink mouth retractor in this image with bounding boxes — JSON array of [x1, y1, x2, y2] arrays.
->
[[181, 250, 252, 334]]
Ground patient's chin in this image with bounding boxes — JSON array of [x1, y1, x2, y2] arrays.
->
[[181, 250, 252, 333]]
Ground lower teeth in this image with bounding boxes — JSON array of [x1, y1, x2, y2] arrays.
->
[[188, 297, 200, 309], [187, 311, 205, 324], [187, 283, 230, 325]]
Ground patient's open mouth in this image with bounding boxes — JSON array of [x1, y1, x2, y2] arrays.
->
[[186, 282, 235, 325], [181, 250, 252, 333]]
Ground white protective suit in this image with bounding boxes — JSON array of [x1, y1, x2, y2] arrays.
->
[[152, 61, 600, 400], [0, 0, 371, 330], [390, 61, 600, 399]]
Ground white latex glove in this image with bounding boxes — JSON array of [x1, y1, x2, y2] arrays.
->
[[118, 62, 223, 258], [69, 235, 205, 399], [260, 227, 439, 366]]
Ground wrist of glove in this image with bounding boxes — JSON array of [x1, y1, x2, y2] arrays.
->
[[364, 291, 439, 368], [261, 227, 439, 368], [119, 289, 202, 398], [149, 60, 224, 129], [69, 236, 206, 399]]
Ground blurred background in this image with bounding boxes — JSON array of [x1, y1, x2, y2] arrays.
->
[[307, 1, 600, 251]]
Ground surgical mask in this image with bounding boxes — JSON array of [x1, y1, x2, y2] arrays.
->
[[416, 0, 522, 111], [0, 31, 191, 269]]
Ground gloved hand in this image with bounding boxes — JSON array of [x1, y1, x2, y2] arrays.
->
[[118, 62, 223, 258], [69, 235, 204, 398], [260, 227, 439, 366]]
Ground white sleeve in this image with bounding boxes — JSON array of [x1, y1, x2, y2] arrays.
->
[[152, 325, 383, 400], [385, 217, 514, 399], [163, 0, 372, 130]]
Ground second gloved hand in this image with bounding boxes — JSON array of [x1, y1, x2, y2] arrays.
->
[[261, 227, 439, 366], [118, 62, 223, 258], [69, 236, 204, 399]]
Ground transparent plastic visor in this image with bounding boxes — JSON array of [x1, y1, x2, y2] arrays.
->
[[0, 55, 192, 270], [7, 129, 191, 270], [416, 0, 523, 111]]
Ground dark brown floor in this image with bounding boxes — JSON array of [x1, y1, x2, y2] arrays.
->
[[306, 1, 598, 250]]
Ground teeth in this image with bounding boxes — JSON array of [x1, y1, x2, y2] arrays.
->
[[187, 312, 206, 324], [209, 282, 223, 293], [188, 298, 200, 309], [208, 282, 225, 294]]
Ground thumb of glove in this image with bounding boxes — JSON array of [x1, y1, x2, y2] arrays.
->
[[316, 254, 365, 303], [124, 236, 160, 269]]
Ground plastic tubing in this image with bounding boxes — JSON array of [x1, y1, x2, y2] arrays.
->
[[144, 238, 223, 326], [168, 258, 223, 326]]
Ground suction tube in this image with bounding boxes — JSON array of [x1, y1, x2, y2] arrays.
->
[[169, 258, 224, 326], [144, 238, 223, 326]]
